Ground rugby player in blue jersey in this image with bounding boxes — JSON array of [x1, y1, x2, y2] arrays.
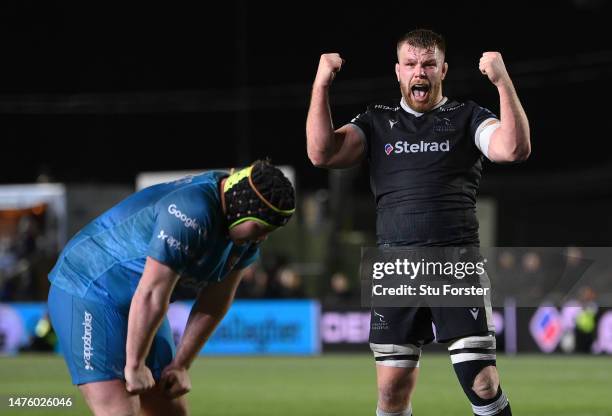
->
[[47, 160, 295, 416], [307, 29, 530, 416]]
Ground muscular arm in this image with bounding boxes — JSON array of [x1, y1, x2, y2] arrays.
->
[[306, 53, 365, 169], [479, 52, 531, 163], [125, 257, 180, 392], [170, 268, 244, 369]]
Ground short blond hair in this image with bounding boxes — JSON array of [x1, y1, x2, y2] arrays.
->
[[397, 29, 446, 57]]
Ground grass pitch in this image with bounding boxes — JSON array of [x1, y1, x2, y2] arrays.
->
[[1, 354, 610, 415]]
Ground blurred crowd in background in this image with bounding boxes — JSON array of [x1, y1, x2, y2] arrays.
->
[[0, 209, 57, 301], [1, 210, 609, 308], [0, 189, 610, 357]]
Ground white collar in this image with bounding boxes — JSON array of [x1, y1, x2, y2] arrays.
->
[[400, 96, 448, 117]]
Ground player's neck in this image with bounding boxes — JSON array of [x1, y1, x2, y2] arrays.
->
[[400, 96, 447, 116]]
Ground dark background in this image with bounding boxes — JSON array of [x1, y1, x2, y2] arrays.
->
[[1, 0, 611, 244]]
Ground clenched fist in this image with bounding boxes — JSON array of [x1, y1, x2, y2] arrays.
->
[[479, 52, 510, 87], [314, 53, 345, 88], [125, 364, 155, 394], [160, 364, 192, 399]]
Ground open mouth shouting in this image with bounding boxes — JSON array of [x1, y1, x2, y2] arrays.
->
[[411, 83, 430, 102]]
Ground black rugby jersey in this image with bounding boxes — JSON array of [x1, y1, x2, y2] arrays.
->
[[349, 98, 497, 246], [350, 98, 497, 214]]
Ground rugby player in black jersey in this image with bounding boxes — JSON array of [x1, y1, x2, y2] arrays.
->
[[306, 29, 530, 416]]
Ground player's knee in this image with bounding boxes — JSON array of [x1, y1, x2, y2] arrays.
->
[[448, 335, 508, 408], [378, 381, 410, 409], [472, 366, 500, 400], [378, 377, 409, 398], [371, 343, 420, 408]]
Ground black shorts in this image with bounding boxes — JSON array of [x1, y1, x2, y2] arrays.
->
[[372, 208, 490, 344], [369, 305, 495, 345]]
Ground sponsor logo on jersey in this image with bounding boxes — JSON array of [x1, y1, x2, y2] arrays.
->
[[82, 311, 94, 371], [168, 204, 202, 233], [389, 119, 399, 129], [434, 117, 456, 133], [438, 102, 465, 112], [374, 104, 399, 111], [158, 229, 191, 254], [385, 139, 450, 155]]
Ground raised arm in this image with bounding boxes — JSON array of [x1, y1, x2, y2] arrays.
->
[[158, 267, 245, 398], [479, 52, 531, 163], [306, 53, 365, 169], [125, 257, 180, 394]]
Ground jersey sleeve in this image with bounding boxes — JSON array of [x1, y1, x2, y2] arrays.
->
[[347, 107, 373, 158], [147, 189, 209, 274], [234, 244, 260, 271], [469, 102, 499, 158]]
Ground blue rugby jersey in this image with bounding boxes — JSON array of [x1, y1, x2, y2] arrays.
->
[[49, 171, 258, 311]]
